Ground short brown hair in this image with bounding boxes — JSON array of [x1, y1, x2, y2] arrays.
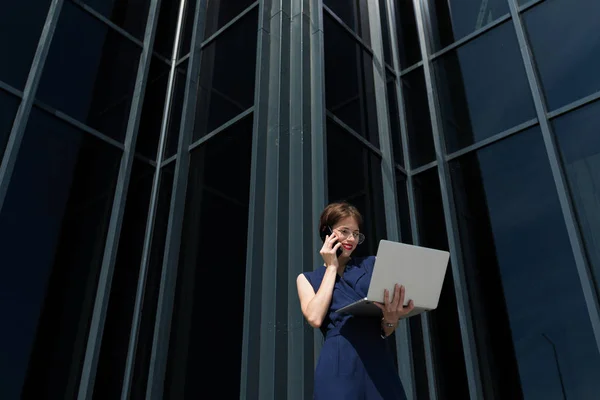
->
[[319, 201, 363, 232]]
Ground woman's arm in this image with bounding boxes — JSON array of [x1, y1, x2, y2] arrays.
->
[[296, 232, 342, 328], [296, 265, 338, 328]]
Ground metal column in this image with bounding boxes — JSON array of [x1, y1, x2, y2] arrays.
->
[[240, 0, 324, 398]]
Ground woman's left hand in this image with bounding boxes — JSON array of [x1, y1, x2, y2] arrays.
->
[[374, 283, 415, 325]]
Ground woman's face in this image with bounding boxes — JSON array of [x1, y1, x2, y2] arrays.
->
[[332, 216, 360, 257]]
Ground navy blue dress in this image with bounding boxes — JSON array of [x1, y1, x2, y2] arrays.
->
[[303, 256, 408, 400]]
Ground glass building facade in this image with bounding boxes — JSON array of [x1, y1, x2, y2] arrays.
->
[[1, 0, 600, 399]]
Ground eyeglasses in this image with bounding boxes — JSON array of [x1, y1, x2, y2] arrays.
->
[[332, 227, 365, 245]]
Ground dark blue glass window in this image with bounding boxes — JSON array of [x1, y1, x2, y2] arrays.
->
[[0, 1, 53, 90], [392, 0, 421, 69], [0, 91, 20, 162], [37, 2, 141, 142], [523, 0, 600, 111], [327, 118, 387, 258], [554, 101, 600, 296], [193, 9, 258, 141], [450, 127, 600, 399], [324, 13, 379, 147], [82, 0, 150, 39], [413, 168, 469, 399], [164, 115, 253, 399], [136, 57, 170, 160], [324, 0, 370, 43], [204, 0, 256, 38], [428, 0, 509, 51], [435, 22, 535, 153], [0, 108, 121, 398], [402, 68, 434, 168]]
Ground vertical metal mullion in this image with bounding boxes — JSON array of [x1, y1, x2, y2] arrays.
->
[[77, 0, 164, 398], [146, 1, 209, 398], [365, 1, 414, 399], [0, 0, 64, 211], [120, 0, 189, 398], [507, 0, 600, 351], [288, 0, 317, 398], [383, 2, 412, 189], [289, 3, 303, 392], [412, 0, 483, 398], [263, 3, 290, 398], [239, 2, 271, 397], [384, 0, 434, 398], [241, 0, 293, 397], [366, 0, 399, 246], [309, 0, 327, 362]]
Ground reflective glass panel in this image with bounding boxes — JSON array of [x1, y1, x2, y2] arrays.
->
[[324, 0, 370, 43], [166, 59, 187, 158], [523, 0, 600, 111], [392, 0, 421, 69], [402, 67, 435, 168], [410, 316, 430, 400], [130, 163, 174, 399], [395, 170, 412, 244], [327, 118, 387, 258], [379, 0, 393, 67], [136, 57, 170, 160], [0, 1, 53, 90], [0, 108, 121, 398], [396, 170, 428, 399], [554, 101, 600, 297], [153, 0, 182, 58], [178, 0, 197, 57], [0, 90, 20, 162], [387, 73, 405, 167], [204, 0, 256, 38], [93, 160, 154, 399], [428, 0, 509, 51], [324, 13, 379, 147], [37, 1, 141, 142], [193, 9, 257, 140], [164, 115, 253, 399], [450, 127, 600, 399], [435, 22, 536, 153], [83, 0, 150, 39], [413, 168, 470, 399]]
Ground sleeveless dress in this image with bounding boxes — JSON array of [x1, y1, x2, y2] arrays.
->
[[303, 256, 408, 400]]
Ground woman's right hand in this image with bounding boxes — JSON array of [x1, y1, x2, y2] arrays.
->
[[320, 233, 341, 267]]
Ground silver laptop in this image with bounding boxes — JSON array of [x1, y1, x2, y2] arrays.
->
[[335, 239, 450, 318]]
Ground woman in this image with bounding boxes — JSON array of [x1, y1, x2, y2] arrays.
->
[[296, 201, 414, 399]]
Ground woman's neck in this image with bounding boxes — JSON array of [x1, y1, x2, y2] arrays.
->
[[337, 256, 350, 275]]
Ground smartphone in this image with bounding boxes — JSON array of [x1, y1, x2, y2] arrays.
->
[[319, 226, 343, 258]]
